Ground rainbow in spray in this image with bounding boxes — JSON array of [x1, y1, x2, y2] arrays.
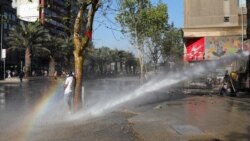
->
[[13, 80, 63, 141]]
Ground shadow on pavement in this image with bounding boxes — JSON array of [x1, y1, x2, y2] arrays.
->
[[225, 126, 250, 141], [226, 97, 250, 115]]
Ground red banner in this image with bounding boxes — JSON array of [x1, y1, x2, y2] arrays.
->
[[185, 37, 205, 62], [84, 31, 92, 40]]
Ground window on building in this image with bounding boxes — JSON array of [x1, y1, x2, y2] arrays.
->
[[8, 13, 11, 19], [224, 17, 230, 22], [4, 12, 8, 17], [238, 0, 246, 7], [3, 23, 7, 29], [12, 14, 16, 21], [4, 33, 7, 38]]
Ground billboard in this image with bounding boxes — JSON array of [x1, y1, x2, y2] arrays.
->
[[185, 37, 205, 62], [19, 2, 39, 22], [1, 49, 6, 59]]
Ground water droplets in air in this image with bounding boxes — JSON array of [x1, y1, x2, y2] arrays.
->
[[68, 51, 249, 121]]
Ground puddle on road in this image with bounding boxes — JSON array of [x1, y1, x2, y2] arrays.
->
[[188, 138, 221, 141], [172, 124, 203, 135], [0, 86, 4, 91], [0, 88, 6, 109]]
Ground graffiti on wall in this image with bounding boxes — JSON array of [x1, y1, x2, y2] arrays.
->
[[205, 36, 250, 60]]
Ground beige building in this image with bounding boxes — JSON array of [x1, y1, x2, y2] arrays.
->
[[183, 0, 249, 62]]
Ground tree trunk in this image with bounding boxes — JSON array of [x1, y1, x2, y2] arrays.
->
[[24, 47, 31, 77], [73, 1, 99, 112], [139, 56, 144, 83], [115, 61, 118, 74], [48, 56, 56, 76], [153, 56, 157, 73], [73, 5, 85, 111], [135, 29, 144, 83], [153, 47, 158, 72], [73, 48, 84, 111]]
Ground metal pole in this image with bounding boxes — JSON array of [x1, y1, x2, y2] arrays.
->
[[3, 59, 5, 80], [1, 15, 3, 79], [242, 6, 244, 50], [1, 15, 2, 58]]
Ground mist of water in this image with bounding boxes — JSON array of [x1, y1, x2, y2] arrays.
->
[[68, 51, 249, 121]]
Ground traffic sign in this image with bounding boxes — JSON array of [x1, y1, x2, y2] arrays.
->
[[1, 49, 6, 59]]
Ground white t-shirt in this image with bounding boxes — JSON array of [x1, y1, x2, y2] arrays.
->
[[64, 76, 74, 94]]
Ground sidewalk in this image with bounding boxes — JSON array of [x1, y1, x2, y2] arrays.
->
[[0, 76, 57, 84], [127, 95, 250, 141], [0, 77, 22, 84]]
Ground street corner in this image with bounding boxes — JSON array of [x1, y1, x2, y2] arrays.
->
[[127, 95, 250, 141]]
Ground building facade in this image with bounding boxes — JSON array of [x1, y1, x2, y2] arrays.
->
[[8, 0, 76, 76], [40, 0, 72, 36], [12, 0, 72, 37], [0, 0, 17, 57], [183, 0, 249, 63], [0, 0, 18, 79]]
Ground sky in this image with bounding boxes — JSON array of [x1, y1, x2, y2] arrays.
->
[[92, 0, 184, 52]]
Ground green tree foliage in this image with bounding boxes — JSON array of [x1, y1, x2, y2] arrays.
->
[[119, 50, 138, 74], [142, 2, 168, 71], [6, 21, 50, 76], [84, 46, 137, 76], [116, 0, 150, 82], [141, 2, 168, 36], [117, 1, 182, 73], [82, 41, 96, 75], [94, 47, 111, 74], [43, 36, 74, 76], [116, 0, 150, 38], [161, 23, 183, 64]]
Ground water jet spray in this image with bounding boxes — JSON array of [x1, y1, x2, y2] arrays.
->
[[68, 51, 250, 121]]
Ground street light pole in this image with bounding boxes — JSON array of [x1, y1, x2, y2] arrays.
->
[[241, 6, 244, 50], [0, 15, 3, 79], [240, 0, 246, 50], [1, 15, 3, 59], [0, 15, 7, 80]]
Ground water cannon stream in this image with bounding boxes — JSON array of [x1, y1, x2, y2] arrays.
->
[[68, 51, 249, 121]]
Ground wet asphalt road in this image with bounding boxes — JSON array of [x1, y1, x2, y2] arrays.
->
[[0, 77, 250, 141], [0, 77, 142, 141]]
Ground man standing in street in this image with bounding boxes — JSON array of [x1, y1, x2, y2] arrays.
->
[[64, 71, 75, 114], [19, 71, 24, 85]]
